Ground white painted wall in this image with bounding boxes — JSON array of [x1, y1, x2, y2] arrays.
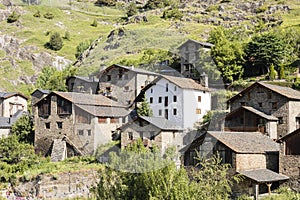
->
[[145, 77, 211, 129], [0, 95, 27, 117]]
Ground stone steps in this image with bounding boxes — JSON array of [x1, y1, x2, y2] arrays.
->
[[51, 139, 67, 162]]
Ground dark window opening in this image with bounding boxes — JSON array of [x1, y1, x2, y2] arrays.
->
[[198, 96, 201, 102], [107, 75, 111, 81], [158, 109, 162, 116], [57, 122, 62, 129], [87, 129, 91, 136], [164, 97, 168, 107], [150, 97, 153, 104], [150, 132, 155, 140], [38, 99, 50, 117], [278, 117, 284, 124], [166, 83, 168, 92], [78, 130, 84, 136], [173, 95, 177, 102], [259, 102, 262, 107], [128, 132, 133, 140], [57, 97, 72, 115], [45, 122, 50, 129], [173, 108, 177, 115], [165, 109, 168, 119], [158, 97, 162, 103]]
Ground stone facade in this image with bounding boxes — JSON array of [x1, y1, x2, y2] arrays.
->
[[234, 153, 266, 172], [120, 116, 184, 154], [279, 155, 300, 191], [98, 64, 157, 106], [66, 76, 99, 94], [228, 82, 300, 138], [178, 39, 214, 79], [34, 92, 129, 158]]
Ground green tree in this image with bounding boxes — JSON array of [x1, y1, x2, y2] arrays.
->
[[137, 94, 153, 117], [245, 31, 292, 74], [269, 64, 276, 80], [75, 39, 93, 58], [126, 2, 137, 17], [11, 115, 34, 144], [208, 26, 245, 83], [35, 66, 76, 91], [279, 64, 285, 80], [7, 11, 20, 23], [48, 32, 63, 51]]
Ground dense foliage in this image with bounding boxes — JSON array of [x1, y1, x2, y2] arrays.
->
[[11, 115, 34, 144], [48, 32, 63, 51], [137, 94, 153, 117], [35, 66, 76, 91], [94, 139, 239, 200]]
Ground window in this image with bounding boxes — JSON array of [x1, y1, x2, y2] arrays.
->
[[174, 86, 177, 91], [165, 109, 168, 119], [45, 122, 50, 129], [158, 97, 162, 103], [198, 96, 201, 102], [57, 97, 72, 115], [158, 109, 162, 116], [128, 132, 133, 140], [164, 96, 168, 107], [139, 132, 143, 138], [278, 117, 284, 124], [173, 108, 177, 115], [196, 108, 201, 114], [258, 102, 262, 107], [150, 97, 153, 104], [87, 130, 91, 136], [173, 95, 177, 102], [78, 130, 84, 136], [166, 83, 168, 92], [272, 102, 278, 109], [57, 122, 62, 129], [150, 89, 153, 93], [107, 75, 111, 81], [39, 100, 50, 117], [150, 132, 155, 140]]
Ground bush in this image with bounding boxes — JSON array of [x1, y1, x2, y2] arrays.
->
[[91, 18, 98, 27], [7, 11, 20, 23], [75, 40, 93, 58], [43, 12, 54, 19], [95, 0, 116, 6], [162, 7, 183, 20], [48, 32, 63, 51], [33, 10, 41, 18]]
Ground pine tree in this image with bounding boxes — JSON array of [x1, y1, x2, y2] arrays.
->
[[48, 32, 63, 51], [137, 94, 153, 117]]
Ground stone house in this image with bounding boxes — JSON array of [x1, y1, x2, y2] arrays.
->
[[226, 82, 300, 139], [184, 131, 288, 198], [33, 92, 130, 161], [119, 116, 184, 154], [31, 89, 50, 106], [0, 92, 28, 117], [277, 129, 300, 191], [66, 76, 99, 94], [98, 64, 158, 106], [140, 75, 211, 129], [177, 39, 214, 79]]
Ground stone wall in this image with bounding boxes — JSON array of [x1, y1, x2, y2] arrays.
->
[[234, 153, 266, 172], [14, 170, 99, 199], [279, 155, 300, 191]]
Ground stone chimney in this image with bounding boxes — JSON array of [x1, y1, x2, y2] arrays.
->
[[200, 72, 208, 88]]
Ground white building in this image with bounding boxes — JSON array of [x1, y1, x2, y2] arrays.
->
[[144, 75, 211, 129]]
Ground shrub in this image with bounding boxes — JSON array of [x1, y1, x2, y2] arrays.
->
[[7, 11, 20, 23], [162, 7, 183, 20], [63, 31, 71, 41], [91, 18, 98, 27], [127, 2, 137, 17], [33, 10, 41, 18], [48, 32, 63, 51], [95, 0, 116, 6], [75, 40, 93, 58], [269, 64, 276, 80], [43, 12, 54, 19]]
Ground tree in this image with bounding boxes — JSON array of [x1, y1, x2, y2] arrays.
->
[[75, 40, 93, 58], [269, 64, 276, 80], [126, 2, 137, 17], [7, 11, 20, 23], [137, 94, 153, 117], [208, 26, 244, 83], [11, 115, 34, 144], [279, 64, 285, 80], [48, 32, 63, 51], [35, 65, 76, 91], [94, 140, 239, 199], [245, 31, 292, 74]]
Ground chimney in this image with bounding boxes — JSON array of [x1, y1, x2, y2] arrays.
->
[[200, 72, 208, 88]]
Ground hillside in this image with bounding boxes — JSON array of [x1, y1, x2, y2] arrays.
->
[[0, 0, 299, 94]]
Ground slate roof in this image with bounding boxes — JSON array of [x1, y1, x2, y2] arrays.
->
[[100, 64, 158, 76], [278, 128, 300, 142], [140, 116, 184, 130], [157, 75, 210, 91], [177, 39, 214, 49], [0, 111, 27, 128], [31, 89, 50, 96], [226, 106, 278, 121], [239, 169, 289, 183], [43, 92, 125, 107], [76, 104, 130, 117], [229, 82, 300, 102], [0, 92, 28, 100], [208, 131, 279, 153], [67, 76, 99, 83]]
